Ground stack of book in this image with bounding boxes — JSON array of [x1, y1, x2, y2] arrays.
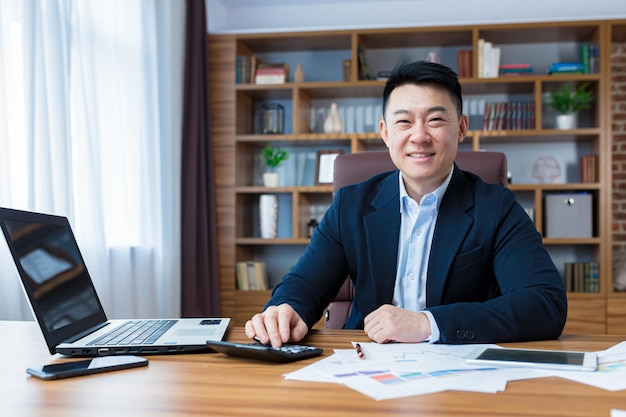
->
[[482, 101, 535, 131], [564, 261, 599, 293], [477, 38, 501, 78], [579, 43, 600, 74], [499, 63, 533, 77], [255, 63, 289, 85], [235, 261, 269, 290], [456, 49, 473, 78], [235, 55, 256, 84], [548, 62, 585, 75], [579, 154, 599, 183]]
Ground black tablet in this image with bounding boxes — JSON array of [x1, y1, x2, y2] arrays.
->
[[465, 347, 597, 371]]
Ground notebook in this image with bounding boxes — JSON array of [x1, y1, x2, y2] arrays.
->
[[0, 207, 230, 357]]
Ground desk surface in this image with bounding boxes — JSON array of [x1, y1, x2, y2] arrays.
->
[[2, 320, 626, 417]]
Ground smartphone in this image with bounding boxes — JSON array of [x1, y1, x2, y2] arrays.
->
[[464, 347, 597, 372], [26, 355, 148, 380]]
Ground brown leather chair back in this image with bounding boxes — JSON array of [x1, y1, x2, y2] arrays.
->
[[324, 150, 508, 329]]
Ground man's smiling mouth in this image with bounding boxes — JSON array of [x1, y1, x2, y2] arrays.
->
[[408, 152, 435, 158]]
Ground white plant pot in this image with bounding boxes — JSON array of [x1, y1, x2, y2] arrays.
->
[[555, 113, 577, 130], [263, 172, 279, 187], [259, 194, 278, 239]]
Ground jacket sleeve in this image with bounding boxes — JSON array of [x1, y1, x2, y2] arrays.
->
[[264, 187, 352, 328]]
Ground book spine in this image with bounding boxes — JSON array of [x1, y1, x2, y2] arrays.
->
[[246, 262, 258, 290], [477, 38, 485, 79], [255, 75, 286, 84], [579, 44, 590, 74], [254, 262, 268, 290], [358, 45, 371, 80], [255, 67, 286, 75], [235, 262, 249, 290]]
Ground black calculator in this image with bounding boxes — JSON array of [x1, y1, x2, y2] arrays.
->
[[206, 340, 323, 363]]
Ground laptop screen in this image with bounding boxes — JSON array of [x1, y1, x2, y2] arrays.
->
[[0, 208, 107, 353]]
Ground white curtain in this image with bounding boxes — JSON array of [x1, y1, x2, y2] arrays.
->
[[0, 0, 185, 320]]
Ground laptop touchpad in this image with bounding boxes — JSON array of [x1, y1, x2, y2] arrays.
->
[[172, 328, 216, 337]]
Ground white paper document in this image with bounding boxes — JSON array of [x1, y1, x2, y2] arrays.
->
[[284, 340, 626, 400], [284, 342, 545, 400], [544, 341, 626, 391]]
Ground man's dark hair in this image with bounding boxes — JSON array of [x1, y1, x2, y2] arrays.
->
[[382, 61, 463, 119]]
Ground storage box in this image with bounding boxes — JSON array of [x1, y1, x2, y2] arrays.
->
[[544, 193, 593, 238]]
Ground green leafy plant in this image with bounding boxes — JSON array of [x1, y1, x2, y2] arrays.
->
[[546, 83, 594, 114], [262, 146, 289, 170]]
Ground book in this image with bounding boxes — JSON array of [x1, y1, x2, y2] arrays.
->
[[244, 261, 268, 290], [499, 63, 533, 76], [564, 261, 600, 293], [586, 262, 599, 293], [457, 49, 473, 78], [235, 55, 254, 84], [357, 45, 371, 80], [499, 63, 532, 70], [579, 154, 599, 182], [580, 44, 590, 74], [342, 59, 352, 81], [589, 44, 599, 73], [255, 75, 287, 84], [481, 100, 534, 131], [479, 41, 500, 78], [255, 63, 288, 84], [235, 262, 249, 290], [253, 261, 268, 290], [477, 38, 485, 79], [548, 62, 584, 74]]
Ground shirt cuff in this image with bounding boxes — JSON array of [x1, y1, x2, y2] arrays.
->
[[421, 310, 440, 343]]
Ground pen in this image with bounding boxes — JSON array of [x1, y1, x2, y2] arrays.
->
[[355, 343, 365, 359]]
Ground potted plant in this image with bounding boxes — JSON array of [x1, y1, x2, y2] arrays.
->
[[262, 145, 288, 187], [546, 83, 594, 129]]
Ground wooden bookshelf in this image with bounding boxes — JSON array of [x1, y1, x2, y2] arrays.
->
[[209, 20, 622, 333]]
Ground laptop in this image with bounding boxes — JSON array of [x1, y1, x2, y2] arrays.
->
[[0, 207, 230, 357]]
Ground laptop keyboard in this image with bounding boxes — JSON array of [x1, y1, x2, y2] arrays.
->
[[88, 319, 178, 346]]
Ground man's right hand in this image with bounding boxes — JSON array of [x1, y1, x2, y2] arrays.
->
[[244, 303, 308, 348]]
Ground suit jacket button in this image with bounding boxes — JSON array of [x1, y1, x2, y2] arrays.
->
[[466, 330, 475, 341], [455, 329, 466, 339]]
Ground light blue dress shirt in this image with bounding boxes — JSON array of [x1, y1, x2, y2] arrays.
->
[[392, 168, 453, 343]]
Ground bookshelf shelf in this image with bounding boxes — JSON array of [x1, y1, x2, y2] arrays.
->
[[210, 19, 619, 334]]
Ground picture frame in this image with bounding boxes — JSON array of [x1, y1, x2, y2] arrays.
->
[[315, 149, 344, 185]]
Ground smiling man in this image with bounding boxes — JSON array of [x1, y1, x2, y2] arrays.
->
[[246, 61, 567, 348]]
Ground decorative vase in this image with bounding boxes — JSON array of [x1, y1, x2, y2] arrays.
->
[[263, 172, 278, 187], [555, 113, 577, 130], [259, 194, 278, 239], [323, 102, 344, 134], [294, 63, 304, 83]]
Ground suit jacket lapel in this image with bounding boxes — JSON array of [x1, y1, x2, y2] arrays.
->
[[363, 172, 401, 305], [426, 165, 475, 306]]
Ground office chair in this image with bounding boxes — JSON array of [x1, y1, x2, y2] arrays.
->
[[324, 150, 508, 329]]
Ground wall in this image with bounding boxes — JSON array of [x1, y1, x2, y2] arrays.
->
[[206, 0, 626, 34], [613, 40, 626, 264]]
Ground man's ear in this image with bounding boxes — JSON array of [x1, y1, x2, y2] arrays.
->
[[458, 114, 469, 143], [379, 117, 390, 148]]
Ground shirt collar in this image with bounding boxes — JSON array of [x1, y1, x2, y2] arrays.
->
[[398, 166, 454, 211]]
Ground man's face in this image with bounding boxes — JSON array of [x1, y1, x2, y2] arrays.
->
[[379, 83, 468, 200]]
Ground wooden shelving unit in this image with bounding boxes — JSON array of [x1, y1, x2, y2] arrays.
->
[[209, 20, 622, 332]]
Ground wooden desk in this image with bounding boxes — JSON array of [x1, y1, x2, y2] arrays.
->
[[1, 320, 626, 417]]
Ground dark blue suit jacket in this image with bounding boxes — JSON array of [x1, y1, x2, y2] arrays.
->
[[267, 165, 567, 343]]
